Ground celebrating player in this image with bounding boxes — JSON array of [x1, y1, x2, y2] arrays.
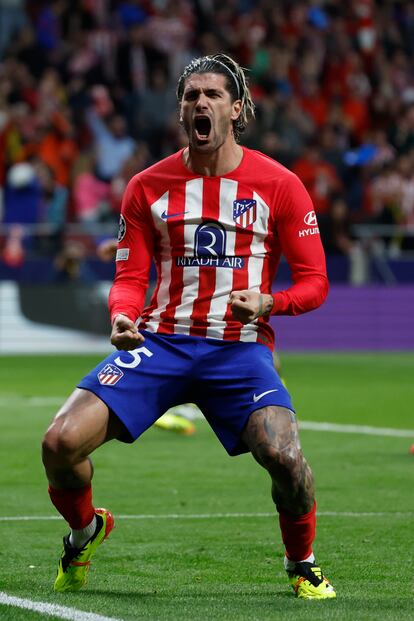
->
[[42, 53, 335, 600]]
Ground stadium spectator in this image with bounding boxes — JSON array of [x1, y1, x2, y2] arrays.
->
[[400, 151, 414, 226], [86, 96, 136, 182], [42, 53, 335, 601], [134, 65, 177, 158], [34, 159, 68, 228], [318, 124, 347, 181], [4, 158, 68, 229], [291, 141, 342, 215], [144, 0, 195, 80], [0, 0, 28, 59], [4, 161, 41, 224], [266, 96, 315, 167], [299, 78, 329, 130], [369, 160, 404, 226], [34, 0, 64, 53], [114, 23, 154, 97], [21, 107, 79, 188], [72, 153, 111, 226], [1, 222, 25, 268], [10, 24, 48, 80], [369, 153, 414, 253], [390, 103, 414, 154], [320, 194, 354, 256], [394, 152, 414, 251], [53, 240, 96, 283], [319, 193, 368, 284], [109, 142, 151, 214]]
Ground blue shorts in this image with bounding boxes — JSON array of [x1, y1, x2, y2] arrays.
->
[[78, 331, 294, 456]]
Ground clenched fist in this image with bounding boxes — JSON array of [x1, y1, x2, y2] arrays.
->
[[228, 290, 274, 325], [110, 314, 145, 350]]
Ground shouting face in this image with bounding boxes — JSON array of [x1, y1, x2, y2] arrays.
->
[[180, 72, 242, 154]]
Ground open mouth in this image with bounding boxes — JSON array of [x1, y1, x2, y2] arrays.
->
[[194, 116, 211, 141]]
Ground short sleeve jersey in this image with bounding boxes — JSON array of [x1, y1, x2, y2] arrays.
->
[[109, 147, 328, 350]]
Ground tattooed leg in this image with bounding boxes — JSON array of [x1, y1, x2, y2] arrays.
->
[[241, 406, 315, 514]]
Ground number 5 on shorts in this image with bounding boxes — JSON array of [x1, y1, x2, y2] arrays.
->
[[114, 347, 153, 369]]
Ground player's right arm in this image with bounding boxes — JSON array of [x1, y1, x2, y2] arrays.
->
[[108, 175, 154, 350]]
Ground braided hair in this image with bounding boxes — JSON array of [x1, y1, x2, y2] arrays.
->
[[176, 53, 255, 142]]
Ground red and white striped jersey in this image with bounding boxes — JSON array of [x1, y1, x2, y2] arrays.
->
[[109, 147, 328, 350]]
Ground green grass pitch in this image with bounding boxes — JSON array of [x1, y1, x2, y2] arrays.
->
[[0, 353, 413, 620]]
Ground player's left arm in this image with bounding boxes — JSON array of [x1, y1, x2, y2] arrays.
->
[[229, 173, 328, 324], [228, 175, 329, 324], [269, 173, 329, 315]]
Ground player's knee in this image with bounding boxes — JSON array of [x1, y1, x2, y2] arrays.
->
[[256, 443, 301, 475], [42, 419, 81, 466]]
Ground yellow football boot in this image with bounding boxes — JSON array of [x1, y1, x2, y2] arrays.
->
[[154, 412, 196, 435], [287, 561, 336, 599], [54, 508, 114, 592]]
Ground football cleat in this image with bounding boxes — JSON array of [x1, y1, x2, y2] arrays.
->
[[54, 508, 114, 592], [287, 561, 336, 599], [154, 412, 196, 435]]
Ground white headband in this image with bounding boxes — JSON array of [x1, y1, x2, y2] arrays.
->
[[209, 58, 241, 99]]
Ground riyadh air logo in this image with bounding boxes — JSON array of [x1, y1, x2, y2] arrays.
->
[[299, 210, 319, 238], [175, 221, 245, 269], [195, 222, 226, 257], [233, 199, 257, 229]]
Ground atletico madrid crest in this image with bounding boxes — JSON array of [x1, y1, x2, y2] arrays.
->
[[233, 199, 257, 229], [97, 364, 124, 386]]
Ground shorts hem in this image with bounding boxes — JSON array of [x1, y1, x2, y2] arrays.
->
[[77, 382, 135, 443], [227, 399, 296, 457]]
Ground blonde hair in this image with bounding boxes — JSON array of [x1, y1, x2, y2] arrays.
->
[[176, 53, 255, 142]]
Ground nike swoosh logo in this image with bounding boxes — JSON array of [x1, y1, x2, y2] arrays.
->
[[253, 389, 279, 403], [161, 210, 189, 220]]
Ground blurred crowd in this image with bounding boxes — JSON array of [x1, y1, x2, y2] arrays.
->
[[1, 0, 414, 274]]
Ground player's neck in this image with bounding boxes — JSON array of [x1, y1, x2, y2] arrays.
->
[[183, 142, 243, 177]]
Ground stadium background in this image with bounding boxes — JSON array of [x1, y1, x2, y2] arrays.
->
[[1, 0, 414, 352], [0, 3, 413, 620]]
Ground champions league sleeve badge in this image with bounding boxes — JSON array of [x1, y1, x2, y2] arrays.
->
[[117, 214, 126, 242]]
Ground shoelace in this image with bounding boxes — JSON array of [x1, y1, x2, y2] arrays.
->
[[61, 536, 84, 572], [61, 513, 103, 572]]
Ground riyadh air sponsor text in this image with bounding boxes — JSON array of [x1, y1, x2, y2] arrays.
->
[[176, 256, 244, 268]]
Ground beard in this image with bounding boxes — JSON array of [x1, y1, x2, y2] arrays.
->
[[183, 116, 231, 153]]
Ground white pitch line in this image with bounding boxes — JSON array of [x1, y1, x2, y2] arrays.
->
[[0, 510, 413, 523], [0, 396, 64, 407], [0, 592, 122, 621], [300, 421, 414, 438], [0, 516, 62, 521]]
